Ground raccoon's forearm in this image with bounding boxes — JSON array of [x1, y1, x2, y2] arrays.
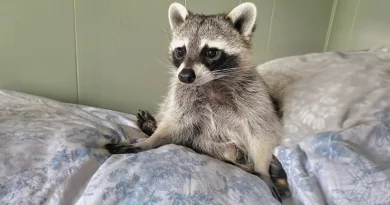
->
[[105, 121, 175, 154], [251, 129, 281, 176], [249, 138, 277, 177], [141, 121, 175, 148], [244, 114, 282, 177]]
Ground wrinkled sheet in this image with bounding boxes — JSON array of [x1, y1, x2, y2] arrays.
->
[[257, 49, 390, 205], [276, 116, 390, 205], [0, 89, 279, 205], [1, 49, 390, 205]]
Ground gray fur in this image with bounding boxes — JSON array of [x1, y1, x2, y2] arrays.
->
[[163, 2, 282, 176], [107, 2, 283, 194]]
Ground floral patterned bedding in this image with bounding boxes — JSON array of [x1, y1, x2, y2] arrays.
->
[[0, 89, 279, 205], [1, 49, 390, 205], [259, 49, 390, 205]]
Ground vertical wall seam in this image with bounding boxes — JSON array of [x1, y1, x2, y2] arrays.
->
[[184, 0, 187, 7], [264, 0, 276, 61], [323, 0, 338, 52], [72, 0, 80, 103], [346, 0, 361, 50]]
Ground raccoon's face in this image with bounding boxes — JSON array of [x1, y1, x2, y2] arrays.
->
[[168, 2, 257, 85]]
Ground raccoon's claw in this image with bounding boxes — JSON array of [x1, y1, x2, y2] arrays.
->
[[257, 174, 283, 203], [105, 143, 143, 154], [136, 110, 157, 137], [270, 183, 283, 203]]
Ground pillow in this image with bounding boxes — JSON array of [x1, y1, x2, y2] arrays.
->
[[257, 50, 390, 146]]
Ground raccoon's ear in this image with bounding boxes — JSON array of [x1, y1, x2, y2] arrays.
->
[[168, 3, 188, 30], [227, 2, 257, 38]]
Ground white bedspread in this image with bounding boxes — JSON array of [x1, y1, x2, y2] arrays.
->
[[1, 49, 390, 205], [0, 89, 279, 205], [258, 49, 390, 205]]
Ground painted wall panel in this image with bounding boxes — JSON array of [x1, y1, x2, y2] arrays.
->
[[0, 0, 77, 103], [347, 0, 390, 50], [327, 0, 390, 51], [266, 0, 333, 60], [75, 0, 184, 115], [186, 0, 239, 14], [326, 0, 360, 51]]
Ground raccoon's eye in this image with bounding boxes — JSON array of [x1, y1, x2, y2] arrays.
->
[[174, 47, 186, 59], [205, 48, 222, 60]]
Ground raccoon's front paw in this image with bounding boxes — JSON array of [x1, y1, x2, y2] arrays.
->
[[269, 156, 291, 199], [105, 143, 143, 154], [137, 110, 157, 137]]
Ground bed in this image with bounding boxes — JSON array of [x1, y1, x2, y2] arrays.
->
[[1, 48, 389, 205]]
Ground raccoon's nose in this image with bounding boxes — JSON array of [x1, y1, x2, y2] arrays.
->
[[178, 68, 196, 84]]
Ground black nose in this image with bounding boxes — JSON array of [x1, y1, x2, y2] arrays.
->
[[178, 68, 196, 84]]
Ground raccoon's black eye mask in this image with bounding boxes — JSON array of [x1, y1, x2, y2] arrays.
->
[[201, 46, 239, 71], [172, 46, 186, 67], [174, 46, 186, 60], [204, 48, 222, 61], [171, 45, 238, 72]]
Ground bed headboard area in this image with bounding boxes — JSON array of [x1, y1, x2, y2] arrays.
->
[[1, 0, 389, 115]]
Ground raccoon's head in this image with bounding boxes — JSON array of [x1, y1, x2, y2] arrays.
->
[[168, 2, 257, 85]]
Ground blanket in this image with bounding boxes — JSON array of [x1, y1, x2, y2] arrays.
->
[[0, 89, 279, 205], [1, 49, 390, 205]]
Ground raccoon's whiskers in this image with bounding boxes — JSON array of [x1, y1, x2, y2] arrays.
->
[[193, 73, 215, 85], [156, 57, 176, 74], [211, 65, 255, 75]]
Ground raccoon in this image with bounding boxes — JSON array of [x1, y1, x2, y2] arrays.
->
[[106, 2, 286, 201]]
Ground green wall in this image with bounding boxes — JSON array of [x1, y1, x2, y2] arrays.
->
[[325, 0, 390, 51], [5, 0, 387, 115], [0, 1, 78, 103]]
